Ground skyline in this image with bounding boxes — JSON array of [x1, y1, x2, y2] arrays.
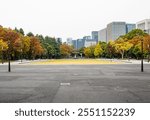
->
[[0, 0, 150, 41]]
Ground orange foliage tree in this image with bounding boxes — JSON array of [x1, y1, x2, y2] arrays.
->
[[29, 36, 44, 59], [60, 43, 73, 58]]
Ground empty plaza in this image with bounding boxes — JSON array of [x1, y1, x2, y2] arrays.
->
[[0, 60, 150, 103]]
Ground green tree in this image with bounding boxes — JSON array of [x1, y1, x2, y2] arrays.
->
[[120, 29, 147, 40], [15, 27, 25, 35], [46, 44, 55, 59], [19, 28, 25, 36], [27, 32, 34, 37]]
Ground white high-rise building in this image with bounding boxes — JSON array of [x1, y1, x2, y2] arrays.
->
[[67, 38, 73, 46], [107, 22, 126, 42], [84, 40, 97, 47], [136, 19, 150, 34], [98, 28, 107, 42]]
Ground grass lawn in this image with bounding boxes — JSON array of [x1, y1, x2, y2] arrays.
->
[[30, 59, 121, 65]]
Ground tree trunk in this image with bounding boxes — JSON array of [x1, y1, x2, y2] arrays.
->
[[121, 54, 124, 59], [121, 51, 124, 59], [148, 54, 150, 62]]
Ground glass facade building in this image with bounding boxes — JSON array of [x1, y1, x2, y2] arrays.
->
[[67, 38, 73, 46], [72, 39, 85, 50], [92, 31, 98, 43], [126, 24, 136, 33], [77, 39, 85, 49], [98, 22, 136, 43], [107, 22, 126, 41], [72, 40, 77, 49]]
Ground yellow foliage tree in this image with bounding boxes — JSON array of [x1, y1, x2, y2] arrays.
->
[[60, 43, 73, 58], [84, 47, 91, 58], [114, 38, 133, 59], [94, 43, 103, 58], [0, 39, 8, 52], [144, 35, 150, 61]]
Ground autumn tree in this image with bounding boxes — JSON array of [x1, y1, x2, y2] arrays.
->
[[0, 25, 58, 60], [114, 38, 133, 59], [84, 45, 95, 58], [29, 37, 44, 59], [99, 42, 107, 57], [3, 29, 20, 60], [0, 39, 8, 63], [94, 43, 103, 58], [13, 35, 31, 60], [0, 39, 8, 51], [84, 47, 91, 58], [0, 39, 8, 53], [0, 26, 7, 39], [107, 40, 116, 58], [22, 36, 31, 54], [144, 35, 150, 62], [60, 43, 73, 58]]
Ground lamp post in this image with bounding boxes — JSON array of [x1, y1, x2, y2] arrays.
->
[[8, 40, 11, 72], [148, 44, 150, 62], [20, 48, 23, 63], [20, 39, 23, 63], [1, 46, 4, 64], [140, 29, 147, 72], [0, 37, 4, 64], [141, 38, 144, 72]]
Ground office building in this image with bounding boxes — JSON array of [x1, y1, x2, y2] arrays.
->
[[82, 36, 96, 47], [83, 36, 91, 40], [107, 22, 126, 41], [71, 38, 85, 50], [126, 24, 136, 33], [84, 39, 97, 47], [98, 22, 135, 42], [77, 39, 85, 49], [67, 38, 73, 46], [72, 40, 77, 49], [98, 28, 107, 42], [92, 31, 98, 43], [136, 19, 150, 34]]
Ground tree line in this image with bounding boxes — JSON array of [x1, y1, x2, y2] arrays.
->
[[83, 29, 150, 61], [59, 29, 150, 61], [0, 26, 63, 62], [0, 26, 150, 62]]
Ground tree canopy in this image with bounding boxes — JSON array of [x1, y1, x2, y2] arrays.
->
[[0, 26, 150, 61]]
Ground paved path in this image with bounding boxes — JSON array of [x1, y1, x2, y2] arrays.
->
[[0, 64, 150, 103]]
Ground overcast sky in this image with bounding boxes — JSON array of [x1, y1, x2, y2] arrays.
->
[[0, 0, 150, 41]]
